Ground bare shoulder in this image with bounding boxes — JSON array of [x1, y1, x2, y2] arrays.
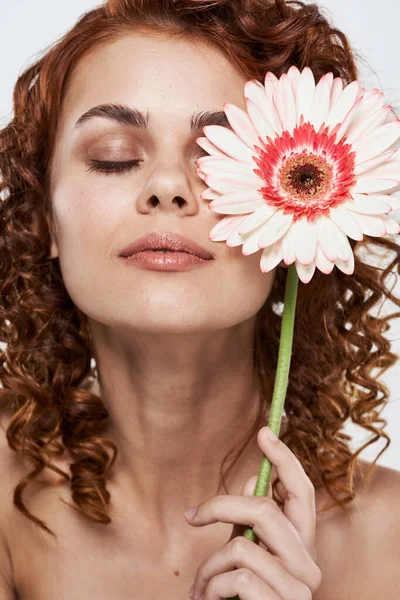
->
[[0, 411, 19, 597], [315, 458, 400, 599]]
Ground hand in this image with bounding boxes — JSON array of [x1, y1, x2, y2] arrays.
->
[[185, 425, 322, 600]]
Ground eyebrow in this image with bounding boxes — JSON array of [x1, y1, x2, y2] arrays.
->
[[73, 102, 232, 132]]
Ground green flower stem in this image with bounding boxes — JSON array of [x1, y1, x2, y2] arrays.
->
[[225, 263, 299, 600]]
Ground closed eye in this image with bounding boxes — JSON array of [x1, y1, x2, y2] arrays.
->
[[85, 159, 143, 175]]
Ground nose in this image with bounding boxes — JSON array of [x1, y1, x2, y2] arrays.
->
[[136, 162, 204, 216]]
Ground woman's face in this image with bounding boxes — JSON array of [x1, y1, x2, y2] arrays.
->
[[49, 31, 278, 334]]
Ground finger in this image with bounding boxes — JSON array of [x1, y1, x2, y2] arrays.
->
[[241, 474, 258, 496], [191, 535, 312, 600], [186, 494, 319, 591], [200, 568, 281, 600], [257, 426, 317, 558]]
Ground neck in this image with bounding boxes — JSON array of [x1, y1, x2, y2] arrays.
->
[[86, 317, 271, 538]]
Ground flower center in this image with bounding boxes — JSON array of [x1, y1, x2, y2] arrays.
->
[[279, 151, 333, 201], [252, 122, 357, 222]]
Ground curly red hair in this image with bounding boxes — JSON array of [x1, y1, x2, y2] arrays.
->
[[0, 0, 399, 540]]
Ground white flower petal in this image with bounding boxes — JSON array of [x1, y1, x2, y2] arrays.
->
[[315, 245, 335, 275], [346, 103, 389, 145], [205, 171, 263, 194], [294, 260, 316, 284], [287, 65, 301, 96], [354, 149, 397, 175], [280, 229, 297, 264], [296, 67, 316, 125], [352, 121, 400, 164], [196, 136, 227, 158], [316, 215, 354, 260], [334, 247, 355, 275], [210, 190, 265, 214], [385, 217, 400, 233], [286, 218, 318, 265], [309, 74, 332, 131], [200, 187, 221, 200], [223, 103, 260, 149], [326, 80, 359, 129], [275, 73, 297, 135], [348, 193, 392, 214], [258, 210, 294, 248], [349, 212, 387, 236], [238, 203, 278, 235], [328, 206, 364, 241], [209, 214, 249, 241], [198, 157, 257, 176], [242, 222, 270, 255], [384, 194, 400, 210], [244, 80, 282, 134], [264, 71, 279, 101], [259, 242, 285, 273], [245, 97, 276, 142], [351, 178, 398, 194], [330, 77, 343, 108], [356, 160, 400, 181], [203, 125, 257, 164]]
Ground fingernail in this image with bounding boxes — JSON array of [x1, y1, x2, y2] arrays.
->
[[188, 584, 195, 599], [265, 426, 278, 443], [185, 506, 197, 520]]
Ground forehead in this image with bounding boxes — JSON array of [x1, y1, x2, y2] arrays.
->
[[60, 31, 248, 131]]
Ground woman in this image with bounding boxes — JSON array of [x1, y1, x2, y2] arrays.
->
[[0, 0, 399, 598]]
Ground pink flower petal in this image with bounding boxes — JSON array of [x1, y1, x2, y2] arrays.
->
[[223, 103, 260, 149], [203, 125, 257, 164], [242, 222, 270, 255]]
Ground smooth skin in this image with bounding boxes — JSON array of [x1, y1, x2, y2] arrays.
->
[[185, 426, 322, 600]]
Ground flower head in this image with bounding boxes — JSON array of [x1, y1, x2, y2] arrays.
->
[[196, 66, 400, 283]]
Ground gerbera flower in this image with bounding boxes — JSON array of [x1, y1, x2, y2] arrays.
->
[[196, 66, 400, 284]]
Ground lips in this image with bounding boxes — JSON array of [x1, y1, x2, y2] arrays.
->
[[119, 231, 215, 260]]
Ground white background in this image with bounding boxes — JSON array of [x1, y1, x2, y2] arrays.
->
[[0, 0, 399, 470]]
